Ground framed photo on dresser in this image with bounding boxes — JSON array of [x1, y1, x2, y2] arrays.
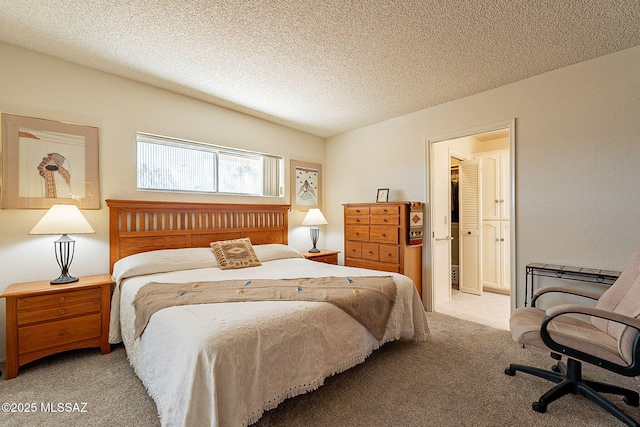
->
[[376, 188, 389, 203]]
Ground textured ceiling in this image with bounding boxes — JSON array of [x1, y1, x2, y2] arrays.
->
[[1, 1, 639, 137]]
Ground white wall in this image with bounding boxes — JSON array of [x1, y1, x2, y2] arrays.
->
[[0, 42, 326, 361], [326, 45, 640, 309]]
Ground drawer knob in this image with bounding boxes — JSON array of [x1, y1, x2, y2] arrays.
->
[[58, 309, 65, 315], [59, 330, 66, 336], [59, 296, 66, 303]]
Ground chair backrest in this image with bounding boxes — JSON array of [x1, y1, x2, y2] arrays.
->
[[593, 245, 640, 364]]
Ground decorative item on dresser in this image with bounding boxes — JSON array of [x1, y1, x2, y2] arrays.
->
[[0, 274, 114, 379], [343, 202, 423, 296], [301, 249, 340, 265]]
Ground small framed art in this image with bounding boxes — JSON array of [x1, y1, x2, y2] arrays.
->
[[290, 159, 321, 211], [376, 188, 389, 203], [1, 113, 100, 209]]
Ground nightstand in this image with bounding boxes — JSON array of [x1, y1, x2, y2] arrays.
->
[[301, 249, 340, 265], [1, 274, 114, 380]]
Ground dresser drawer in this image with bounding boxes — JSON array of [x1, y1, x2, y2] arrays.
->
[[346, 242, 362, 258], [346, 259, 401, 273], [371, 205, 399, 216], [370, 227, 399, 244], [345, 206, 370, 216], [370, 215, 399, 225], [346, 215, 370, 225], [17, 288, 101, 311], [379, 245, 400, 264], [361, 243, 379, 261], [18, 313, 102, 354], [18, 300, 101, 326], [346, 225, 370, 242]]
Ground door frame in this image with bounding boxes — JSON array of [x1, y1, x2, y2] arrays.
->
[[424, 119, 516, 312]]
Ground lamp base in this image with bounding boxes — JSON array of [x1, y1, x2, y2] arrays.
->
[[308, 226, 321, 253], [51, 273, 79, 285]]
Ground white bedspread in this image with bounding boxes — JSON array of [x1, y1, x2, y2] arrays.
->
[[109, 247, 427, 427]]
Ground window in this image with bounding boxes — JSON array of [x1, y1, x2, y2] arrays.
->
[[137, 133, 283, 197]]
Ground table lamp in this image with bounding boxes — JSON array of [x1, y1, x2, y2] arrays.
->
[[301, 208, 328, 253], [29, 204, 96, 284]]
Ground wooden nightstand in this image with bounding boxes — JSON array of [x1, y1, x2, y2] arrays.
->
[[301, 249, 340, 265], [1, 274, 114, 380]]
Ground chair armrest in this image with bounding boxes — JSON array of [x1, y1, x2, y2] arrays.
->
[[531, 286, 601, 307], [540, 304, 640, 376], [546, 304, 640, 331]]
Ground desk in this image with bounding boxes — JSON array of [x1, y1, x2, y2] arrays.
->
[[525, 263, 620, 306]]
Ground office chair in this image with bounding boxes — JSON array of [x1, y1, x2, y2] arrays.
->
[[506, 246, 640, 426]]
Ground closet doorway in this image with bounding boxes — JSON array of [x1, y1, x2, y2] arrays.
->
[[425, 120, 516, 325]]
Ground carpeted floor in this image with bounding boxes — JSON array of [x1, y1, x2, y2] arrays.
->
[[1, 312, 638, 426]]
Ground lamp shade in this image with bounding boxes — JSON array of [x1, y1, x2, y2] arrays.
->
[[29, 204, 95, 235], [301, 208, 328, 226]]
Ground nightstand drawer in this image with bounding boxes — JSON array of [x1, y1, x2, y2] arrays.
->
[[18, 300, 101, 326], [18, 313, 102, 354], [17, 288, 101, 311], [311, 254, 338, 264]]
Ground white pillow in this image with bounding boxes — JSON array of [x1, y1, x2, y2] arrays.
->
[[252, 244, 304, 262], [112, 247, 219, 282]]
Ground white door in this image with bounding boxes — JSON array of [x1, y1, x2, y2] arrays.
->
[[459, 159, 482, 295], [429, 141, 454, 307]]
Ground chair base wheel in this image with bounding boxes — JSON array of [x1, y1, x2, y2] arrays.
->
[[624, 395, 640, 407], [504, 367, 515, 376], [532, 402, 546, 413]]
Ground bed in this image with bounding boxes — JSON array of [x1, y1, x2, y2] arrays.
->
[[106, 199, 428, 427]]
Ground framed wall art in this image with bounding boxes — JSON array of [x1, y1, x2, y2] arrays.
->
[[290, 159, 321, 211], [1, 113, 100, 209]]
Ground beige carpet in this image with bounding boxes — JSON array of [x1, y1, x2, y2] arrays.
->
[[1, 312, 638, 426]]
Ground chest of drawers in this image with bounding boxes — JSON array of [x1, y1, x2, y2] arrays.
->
[[344, 202, 422, 296], [1, 274, 114, 379]]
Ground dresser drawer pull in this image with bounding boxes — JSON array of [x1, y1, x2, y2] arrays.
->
[[59, 309, 65, 315], [59, 330, 66, 336], [59, 296, 66, 303]]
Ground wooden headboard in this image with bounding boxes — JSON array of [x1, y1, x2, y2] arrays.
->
[[106, 199, 289, 272]]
